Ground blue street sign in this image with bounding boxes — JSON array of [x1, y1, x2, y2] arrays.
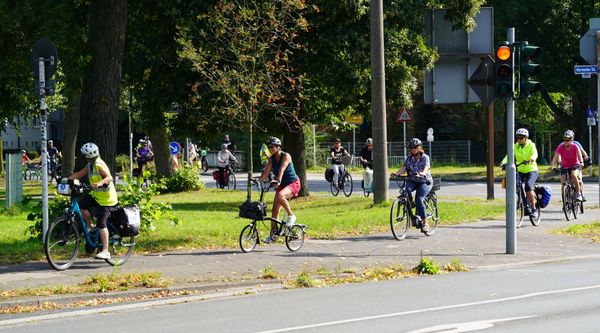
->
[[588, 107, 595, 118], [169, 142, 181, 155], [574, 65, 598, 74]]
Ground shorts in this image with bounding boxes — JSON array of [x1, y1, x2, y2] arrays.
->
[[78, 194, 118, 229], [276, 178, 301, 198], [517, 171, 538, 192], [560, 165, 581, 175]]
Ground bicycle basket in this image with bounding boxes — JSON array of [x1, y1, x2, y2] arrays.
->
[[239, 201, 266, 220], [57, 178, 81, 196], [340, 155, 353, 166], [431, 177, 441, 192]]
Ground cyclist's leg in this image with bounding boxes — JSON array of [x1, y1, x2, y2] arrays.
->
[[332, 164, 341, 186], [218, 166, 226, 188], [78, 194, 97, 229], [523, 171, 538, 210], [414, 182, 433, 226], [571, 168, 581, 198]]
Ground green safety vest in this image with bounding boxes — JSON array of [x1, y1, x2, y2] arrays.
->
[[88, 157, 118, 206], [501, 139, 538, 173]]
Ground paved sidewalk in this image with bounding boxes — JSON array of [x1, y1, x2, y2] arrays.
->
[[1, 201, 599, 305]]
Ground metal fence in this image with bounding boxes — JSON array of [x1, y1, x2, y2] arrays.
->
[[319, 140, 471, 165]]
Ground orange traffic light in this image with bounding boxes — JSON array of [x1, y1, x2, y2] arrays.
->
[[496, 46, 512, 61]]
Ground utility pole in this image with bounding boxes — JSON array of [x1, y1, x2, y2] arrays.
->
[[370, 0, 388, 203]]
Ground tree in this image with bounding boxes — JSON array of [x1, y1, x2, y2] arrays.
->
[[76, 0, 127, 171], [178, 0, 307, 201]]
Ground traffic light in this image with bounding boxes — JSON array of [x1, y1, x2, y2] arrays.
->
[[518, 41, 542, 99], [495, 42, 514, 99]]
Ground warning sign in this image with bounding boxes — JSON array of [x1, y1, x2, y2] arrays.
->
[[395, 108, 414, 123]]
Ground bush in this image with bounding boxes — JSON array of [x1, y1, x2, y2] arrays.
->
[[119, 176, 178, 231], [413, 257, 441, 275], [161, 164, 203, 193], [26, 194, 71, 239], [115, 154, 130, 174]]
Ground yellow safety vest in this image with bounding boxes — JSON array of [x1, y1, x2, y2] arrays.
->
[[88, 157, 118, 206]]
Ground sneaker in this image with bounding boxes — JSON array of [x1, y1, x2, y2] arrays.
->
[[421, 223, 430, 233], [95, 250, 111, 260], [530, 209, 538, 219], [285, 215, 297, 227], [576, 194, 584, 202], [262, 235, 277, 244]]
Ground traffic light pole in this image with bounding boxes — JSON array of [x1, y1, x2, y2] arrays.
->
[[506, 28, 517, 254], [596, 32, 600, 206]]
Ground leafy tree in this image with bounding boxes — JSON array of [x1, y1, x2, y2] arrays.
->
[[178, 0, 307, 201]]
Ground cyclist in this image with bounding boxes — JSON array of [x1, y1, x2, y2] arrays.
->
[[358, 138, 373, 169], [557, 130, 589, 201], [222, 134, 236, 155], [500, 128, 539, 219], [394, 138, 433, 232], [47, 140, 62, 177], [259, 142, 271, 168], [136, 139, 154, 175], [68, 143, 118, 260], [217, 143, 237, 188], [330, 138, 350, 189], [259, 137, 301, 243], [21, 150, 31, 165], [551, 130, 584, 201]]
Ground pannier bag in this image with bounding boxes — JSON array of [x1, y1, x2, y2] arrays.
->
[[212, 170, 220, 181], [363, 168, 373, 190], [534, 185, 552, 208], [110, 205, 141, 236], [239, 201, 267, 220], [324, 168, 334, 182]]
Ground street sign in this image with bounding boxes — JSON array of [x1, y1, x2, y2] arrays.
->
[[345, 115, 363, 125], [395, 108, 414, 123], [574, 65, 598, 74], [169, 142, 181, 155], [468, 55, 496, 107], [588, 108, 597, 126], [31, 38, 58, 97], [588, 117, 597, 126], [579, 18, 600, 64]]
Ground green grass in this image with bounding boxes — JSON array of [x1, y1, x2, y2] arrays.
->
[[0, 186, 505, 264], [553, 222, 600, 242]]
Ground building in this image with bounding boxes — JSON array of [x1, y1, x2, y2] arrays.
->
[[1, 110, 64, 153]]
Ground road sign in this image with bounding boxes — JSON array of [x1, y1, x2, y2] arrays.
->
[[427, 128, 434, 135], [588, 108, 597, 126], [574, 65, 598, 74], [468, 55, 496, 107], [31, 38, 58, 97], [579, 18, 600, 64], [345, 115, 363, 125], [169, 142, 181, 155], [395, 108, 414, 123]]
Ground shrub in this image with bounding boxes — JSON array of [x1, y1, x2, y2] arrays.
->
[[161, 164, 203, 193], [115, 154, 130, 174], [119, 176, 178, 231], [413, 257, 441, 275], [26, 194, 71, 239]]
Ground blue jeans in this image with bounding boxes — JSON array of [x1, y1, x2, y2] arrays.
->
[[405, 180, 433, 219]]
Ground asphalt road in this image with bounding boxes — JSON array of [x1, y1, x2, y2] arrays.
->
[[4, 258, 600, 332]]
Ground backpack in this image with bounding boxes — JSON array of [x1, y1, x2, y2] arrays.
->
[[534, 185, 552, 208], [109, 205, 141, 237], [239, 201, 267, 220], [324, 168, 334, 182]]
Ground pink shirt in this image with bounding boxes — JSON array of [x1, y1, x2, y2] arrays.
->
[[555, 144, 580, 168]]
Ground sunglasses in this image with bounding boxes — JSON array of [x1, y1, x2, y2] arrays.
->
[[268, 145, 277, 149], [516, 136, 526, 140], [563, 138, 571, 142]]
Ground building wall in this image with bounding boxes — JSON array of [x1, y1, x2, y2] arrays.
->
[[1, 110, 64, 153]]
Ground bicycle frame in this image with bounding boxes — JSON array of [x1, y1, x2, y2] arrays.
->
[[393, 177, 419, 227], [67, 192, 120, 250]]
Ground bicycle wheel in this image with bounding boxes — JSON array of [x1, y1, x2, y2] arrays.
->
[[330, 180, 339, 196], [570, 185, 578, 219], [285, 225, 305, 252], [342, 173, 353, 197], [44, 216, 81, 271], [423, 193, 439, 236], [105, 234, 136, 266], [516, 189, 525, 228], [201, 158, 208, 173], [24, 169, 32, 180], [229, 172, 237, 190], [390, 198, 409, 240], [562, 185, 574, 221], [239, 224, 258, 253]]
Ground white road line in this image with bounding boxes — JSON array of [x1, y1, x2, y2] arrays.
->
[[256, 284, 600, 333], [405, 316, 537, 333]]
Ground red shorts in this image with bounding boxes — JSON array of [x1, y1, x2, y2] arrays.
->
[[276, 178, 301, 198]]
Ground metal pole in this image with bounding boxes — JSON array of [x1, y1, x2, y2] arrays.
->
[[128, 90, 133, 178], [590, 124, 593, 177], [39, 57, 49, 241], [506, 28, 516, 254], [487, 103, 495, 200], [403, 122, 407, 160], [597, 31, 600, 202], [312, 124, 316, 167], [370, 0, 388, 204], [352, 127, 356, 155]]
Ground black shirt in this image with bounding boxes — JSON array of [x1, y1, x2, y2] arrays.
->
[[330, 147, 347, 164], [360, 146, 373, 167]]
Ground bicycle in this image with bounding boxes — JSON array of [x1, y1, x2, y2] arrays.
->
[[360, 165, 373, 197], [200, 148, 209, 173], [506, 161, 542, 228], [553, 167, 580, 221], [390, 174, 440, 240], [215, 165, 236, 189], [24, 163, 42, 181], [239, 178, 306, 252], [329, 155, 353, 197], [43, 179, 136, 271]]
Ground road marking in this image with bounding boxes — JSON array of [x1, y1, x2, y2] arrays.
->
[[256, 284, 600, 333], [405, 316, 536, 333]]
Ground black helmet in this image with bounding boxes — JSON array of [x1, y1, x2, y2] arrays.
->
[[409, 138, 422, 148], [266, 137, 281, 146]]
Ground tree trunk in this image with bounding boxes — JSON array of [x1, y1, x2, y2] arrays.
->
[[284, 122, 309, 197], [149, 122, 172, 177], [77, 0, 127, 171], [62, 91, 81, 175]]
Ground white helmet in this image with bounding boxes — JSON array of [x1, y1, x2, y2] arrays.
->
[[80, 142, 99, 158], [515, 128, 529, 137], [563, 130, 574, 139], [366, 138, 373, 145]]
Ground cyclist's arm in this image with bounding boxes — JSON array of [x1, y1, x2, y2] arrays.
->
[[330, 149, 336, 161], [394, 166, 406, 176], [93, 165, 113, 189], [577, 147, 584, 165], [528, 143, 538, 163], [259, 159, 273, 181], [275, 154, 291, 182], [343, 148, 350, 157], [550, 151, 559, 167], [229, 152, 238, 163], [68, 166, 89, 180]]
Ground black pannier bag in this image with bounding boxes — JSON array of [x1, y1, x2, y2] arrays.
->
[[239, 201, 267, 220], [109, 205, 141, 236], [324, 168, 334, 182]]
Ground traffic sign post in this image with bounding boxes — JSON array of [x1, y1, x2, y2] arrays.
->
[[396, 108, 413, 159], [31, 38, 58, 242]]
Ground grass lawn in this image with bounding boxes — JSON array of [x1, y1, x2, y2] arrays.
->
[[0, 186, 504, 264], [553, 223, 600, 243]]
